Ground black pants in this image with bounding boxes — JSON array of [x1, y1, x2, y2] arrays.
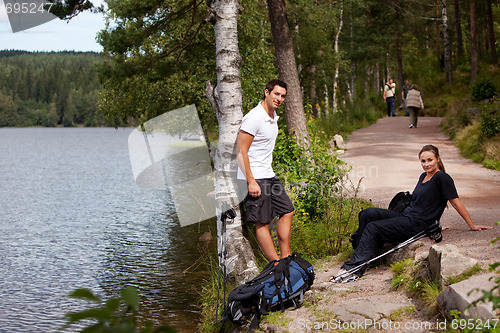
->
[[342, 208, 425, 274], [386, 97, 396, 117]]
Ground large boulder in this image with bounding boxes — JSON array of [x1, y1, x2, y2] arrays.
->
[[429, 244, 478, 288], [437, 273, 497, 320], [329, 134, 346, 150], [382, 241, 424, 266]]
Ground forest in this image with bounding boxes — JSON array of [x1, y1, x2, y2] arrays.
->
[[17, 1, 498, 330], [0, 51, 106, 127], [1, 1, 499, 134]]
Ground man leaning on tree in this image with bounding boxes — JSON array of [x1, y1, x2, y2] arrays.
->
[[236, 79, 295, 262]]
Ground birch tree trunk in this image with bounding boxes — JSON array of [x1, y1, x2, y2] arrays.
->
[[441, 0, 453, 83], [323, 71, 330, 116], [266, 0, 311, 149], [332, 0, 344, 113], [205, 0, 259, 284], [349, 4, 355, 102]]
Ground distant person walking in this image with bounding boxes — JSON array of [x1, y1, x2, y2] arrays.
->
[[406, 85, 424, 128], [402, 79, 411, 116], [383, 78, 396, 117]]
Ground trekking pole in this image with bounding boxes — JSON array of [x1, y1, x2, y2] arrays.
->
[[215, 203, 236, 324], [215, 207, 226, 324], [330, 221, 442, 283], [223, 206, 236, 308]]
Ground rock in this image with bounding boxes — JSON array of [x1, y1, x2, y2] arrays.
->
[[437, 273, 496, 320], [329, 134, 347, 150], [429, 244, 478, 288], [199, 231, 212, 243], [329, 294, 413, 324], [336, 149, 345, 155], [414, 249, 429, 263], [382, 241, 424, 266]]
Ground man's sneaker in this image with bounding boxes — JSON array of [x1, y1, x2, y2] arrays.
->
[[409, 124, 414, 128], [329, 268, 348, 283], [329, 269, 362, 283], [342, 274, 360, 283]]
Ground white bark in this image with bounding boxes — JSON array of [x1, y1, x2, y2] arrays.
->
[[324, 82, 330, 115], [349, 7, 355, 102], [323, 71, 330, 117], [205, 0, 259, 284], [332, 0, 343, 113]]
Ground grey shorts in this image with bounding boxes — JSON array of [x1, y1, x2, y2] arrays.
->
[[242, 177, 294, 224]]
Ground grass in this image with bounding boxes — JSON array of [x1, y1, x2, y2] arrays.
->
[[446, 265, 484, 285], [197, 250, 238, 333], [262, 312, 294, 328], [389, 306, 416, 321], [390, 259, 485, 319], [390, 258, 441, 316], [390, 258, 419, 291]]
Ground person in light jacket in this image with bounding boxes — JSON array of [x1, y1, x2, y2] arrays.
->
[[406, 84, 424, 128]]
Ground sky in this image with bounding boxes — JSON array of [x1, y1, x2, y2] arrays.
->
[[0, 0, 106, 52]]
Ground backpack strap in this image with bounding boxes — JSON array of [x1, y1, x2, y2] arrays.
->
[[290, 253, 315, 287], [272, 261, 286, 312], [248, 313, 261, 333]]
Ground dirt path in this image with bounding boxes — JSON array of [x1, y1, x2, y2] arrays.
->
[[262, 116, 499, 333], [341, 116, 500, 266]]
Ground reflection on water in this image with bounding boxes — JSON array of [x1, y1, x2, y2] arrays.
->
[[0, 128, 213, 332]]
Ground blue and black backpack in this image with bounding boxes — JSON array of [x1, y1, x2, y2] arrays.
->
[[223, 252, 315, 331]]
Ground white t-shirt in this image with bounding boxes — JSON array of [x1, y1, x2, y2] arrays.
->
[[384, 82, 396, 98], [237, 102, 279, 180]]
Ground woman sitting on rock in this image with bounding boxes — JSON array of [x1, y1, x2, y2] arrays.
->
[[330, 144, 492, 283]]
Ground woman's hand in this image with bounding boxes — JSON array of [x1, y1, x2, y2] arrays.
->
[[469, 224, 493, 231], [449, 198, 492, 231]]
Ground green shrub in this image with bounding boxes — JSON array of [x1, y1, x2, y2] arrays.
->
[[273, 128, 370, 258], [472, 78, 498, 101], [274, 131, 344, 220], [480, 99, 500, 138]]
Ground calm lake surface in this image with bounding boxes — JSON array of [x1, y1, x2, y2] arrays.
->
[[0, 128, 212, 332]]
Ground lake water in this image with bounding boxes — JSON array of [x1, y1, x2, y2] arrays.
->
[[0, 128, 212, 332]]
